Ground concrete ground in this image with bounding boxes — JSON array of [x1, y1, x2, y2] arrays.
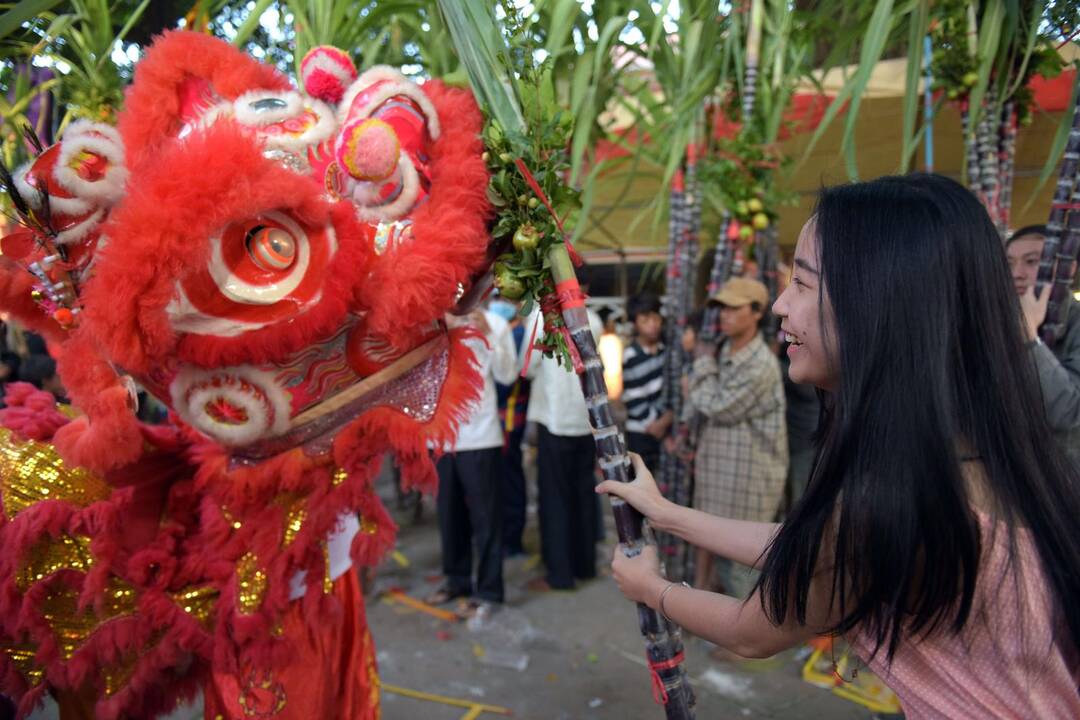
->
[[28, 457, 894, 720], [368, 474, 884, 720]]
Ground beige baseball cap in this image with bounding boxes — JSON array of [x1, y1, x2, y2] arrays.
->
[[709, 277, 769, 308]]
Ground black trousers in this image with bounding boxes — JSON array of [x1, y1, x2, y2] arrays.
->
[[537, 425, 598, 589], [626, 431, 661, 474], [501, 424, 527, 554], [436, 448, 504, 603]]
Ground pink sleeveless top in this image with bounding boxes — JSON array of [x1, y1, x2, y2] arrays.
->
[[848, 514, 1080, 719]]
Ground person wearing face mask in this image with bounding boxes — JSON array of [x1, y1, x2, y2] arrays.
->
[[1006, 224, 1080, 466], [598, 174, 1080, 718], [686, 277, 787, 603]]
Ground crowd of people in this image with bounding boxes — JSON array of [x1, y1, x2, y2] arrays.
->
[[427, 174, 1080, 716]]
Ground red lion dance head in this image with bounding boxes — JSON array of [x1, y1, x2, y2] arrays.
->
[[0, 31, 491, 719]]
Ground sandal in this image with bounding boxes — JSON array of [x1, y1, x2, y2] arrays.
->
[[424, 586, 469, 606]]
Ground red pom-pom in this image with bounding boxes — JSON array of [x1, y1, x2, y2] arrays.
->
[[300, 46, 357, 104]]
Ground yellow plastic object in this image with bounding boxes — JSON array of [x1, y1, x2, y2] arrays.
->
[[801, 639, 902, 715], [379, 682, 511, 718]]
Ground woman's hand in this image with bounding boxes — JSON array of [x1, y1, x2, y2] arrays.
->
[[611, 543, 666, 606], [596, 453, 673, 529]]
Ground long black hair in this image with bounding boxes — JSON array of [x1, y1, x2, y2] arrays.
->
[[759, 173, 1080, 660]]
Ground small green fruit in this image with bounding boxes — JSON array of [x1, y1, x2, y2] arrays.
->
[[752, 212, 770, 230], [739, 225, 754, 240], [512, 224, 540, 252], [495, 269, 526, 299], [962, 72, 978, 87], [747, 198, 763, 213]]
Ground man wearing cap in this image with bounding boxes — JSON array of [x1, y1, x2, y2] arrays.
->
[[688, 277, 787, 606]]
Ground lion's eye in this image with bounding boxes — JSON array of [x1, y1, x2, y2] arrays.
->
[[246, 225, 297, 272], [249, 97, 289, 112]]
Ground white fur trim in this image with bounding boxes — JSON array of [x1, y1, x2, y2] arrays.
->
[[337, 66, 441, 140], [54, 121, 127, 206], [170, 364, 291, 446], [208, 211, 312, 305], [233, 90, 305, 127], [258, 99, 337, 155], [12, 160, 89, 216], [165, 285, 270, 337], [301, 51, 356, 87], [54, 207, 106, 246], [178, 102, 233, 139], [351, 157, 421, 224]]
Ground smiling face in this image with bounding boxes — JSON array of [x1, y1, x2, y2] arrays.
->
[[773, 218, 839, 391], [1006, 236, 1043, 296]]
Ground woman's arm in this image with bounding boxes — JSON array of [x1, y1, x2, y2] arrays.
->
[[611, 544, 835, 658], [654, 505, 779, 570], [597, 454, 778, 568]]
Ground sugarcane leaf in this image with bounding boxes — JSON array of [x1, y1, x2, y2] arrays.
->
[[540, 0, 579, 62], [966, 0, 1005, 131], [1022, 67, 1080, 214], [101, 0, 149, 70], [900, 0, 929, 172], [232, 0, 277, 47], [796, 0, 895, 173]]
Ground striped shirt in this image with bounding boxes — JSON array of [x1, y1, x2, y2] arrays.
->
[[622, 341, 666, 433]]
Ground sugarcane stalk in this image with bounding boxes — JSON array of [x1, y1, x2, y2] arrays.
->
[[1043, 185, 1080, 344], [997, 100, 1017, 233], [923, 35, 935, 172], [1036, 73, 1080, 346], [977, 88, 1000, 225], [962, 105, 982, 191], [742, 0, 764, 125], [547, 243, 696, 718], [656, 166, 691, 564]]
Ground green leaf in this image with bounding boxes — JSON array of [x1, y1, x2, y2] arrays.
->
[[899, 0, 929, 172], [797, 0, 895, 178], [1022, 68, 1080, 213], [232, 0, 277, 47]]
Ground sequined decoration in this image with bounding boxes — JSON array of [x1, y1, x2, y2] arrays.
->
[[360, 514, 378, 535], [0, 427, 111, 520], [236, 553, 267, 614], [1, 643, 44, 688], [171, 585, 218, 627], [40, 579, 137, 660], [282, 503, 306, 548], [321, 542, 333, 595], [332, 467, 347, 487], [18, 534, 94, 591], [362, 347, 448, 423], [237, 669, 287, 718]]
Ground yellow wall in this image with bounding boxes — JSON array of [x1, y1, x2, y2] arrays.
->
[[578, 97, 1066, 257]]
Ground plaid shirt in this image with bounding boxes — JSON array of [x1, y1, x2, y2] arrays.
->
[[690, 334, 788, 521]]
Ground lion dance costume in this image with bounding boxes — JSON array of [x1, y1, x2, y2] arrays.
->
[[0, 31, 492, 719]]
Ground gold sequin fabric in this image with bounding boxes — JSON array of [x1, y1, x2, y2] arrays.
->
[[0, 427, 111, 520], [236, 553, 267, 614], [17, 533, 94, 591]]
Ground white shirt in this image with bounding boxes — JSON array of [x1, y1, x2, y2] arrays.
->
[[524, 307, 603, 437], [450, 310, 518, 452]]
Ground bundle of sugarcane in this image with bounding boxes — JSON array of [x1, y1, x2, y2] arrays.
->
[[1037, 73, 1080, 346], [742, 0, 764, 125], [977, 88, 1002, 227], [997, 100, 1017, 233], [654, 169, 687, 561], [962, 103, 982, 192], [437, 2, 695, 715]]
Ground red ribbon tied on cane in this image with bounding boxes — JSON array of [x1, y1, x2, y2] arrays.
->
[[647, 650, 685, 704]]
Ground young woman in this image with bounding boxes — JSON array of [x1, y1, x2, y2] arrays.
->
[[599, 174, 1080, 717]]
